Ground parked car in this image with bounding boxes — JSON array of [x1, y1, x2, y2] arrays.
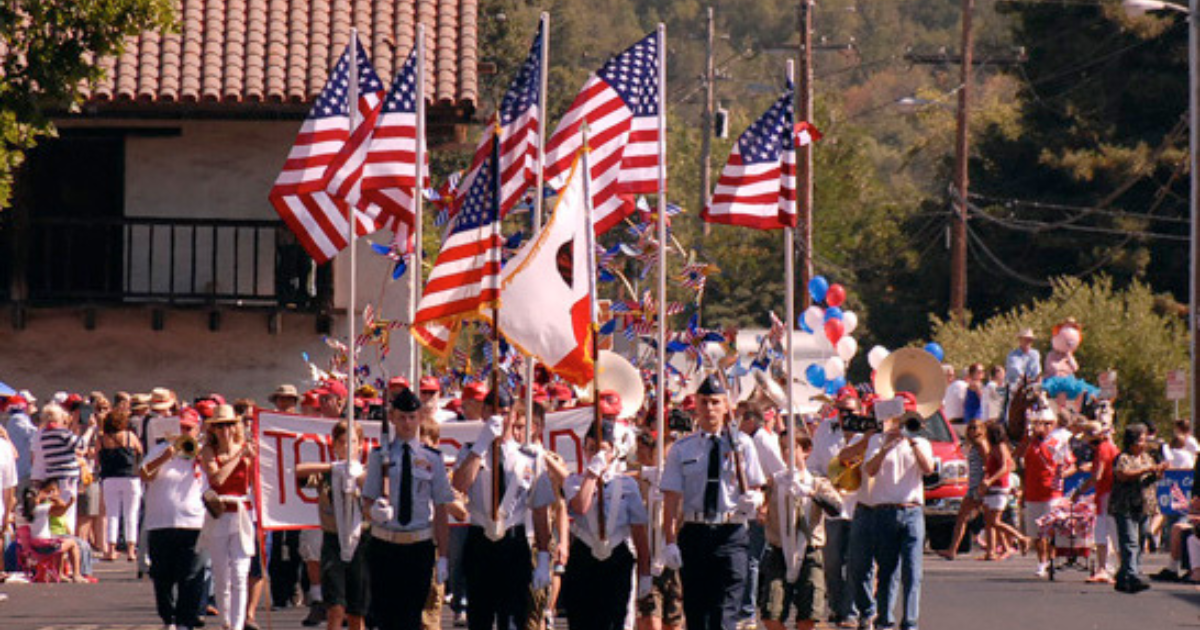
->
[[917, 409, 970, 551]]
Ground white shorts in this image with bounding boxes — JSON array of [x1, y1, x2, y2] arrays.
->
[[299, 528, 323, 562], [984, 493, 1009, 512], [1093, 495, 1115, 548], [1024, 500, 1054, 538]]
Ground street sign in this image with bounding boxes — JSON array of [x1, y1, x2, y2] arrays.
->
[[1167, 369, 1188, 401]]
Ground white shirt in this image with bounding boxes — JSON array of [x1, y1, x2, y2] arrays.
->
[[752, 428, 786, 479], [1049, 427, 1073, 462], [455, 439, 555, 529], [0, 439, 16, 528], [809, 418, 844, 478], [563, 473, 648, 549], [433, 409, 458, 424], [982, 382, 1006, 421], [942, 380, 968, 419], [861, 434, 932, 506], [143, 443, 207, 530], [1163, 436, 1200, 469]]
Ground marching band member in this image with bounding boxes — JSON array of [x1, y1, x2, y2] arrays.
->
[[451, 388, 556, 630], [660, 375, 766, 630], [362, 388, 455, 630]]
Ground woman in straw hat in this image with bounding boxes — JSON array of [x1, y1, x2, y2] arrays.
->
[[199, 405, 258, 630]]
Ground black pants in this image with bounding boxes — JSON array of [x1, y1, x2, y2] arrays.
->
[[268, 530, 303, 607], [563, 538, 634, 630], [678, 523, 749, 630], [148, 528, 205, 628], [464, 526, 532, 630], [367, 536, 434, 630]]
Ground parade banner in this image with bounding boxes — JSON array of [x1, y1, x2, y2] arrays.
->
[[1063, 469, 1193, 517], [255, 407, 594, 530]]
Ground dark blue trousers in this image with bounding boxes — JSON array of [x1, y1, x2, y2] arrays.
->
[[678, 523, 749, 630]]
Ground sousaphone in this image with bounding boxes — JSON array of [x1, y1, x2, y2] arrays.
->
[[584, 350, 646, 420], [871, 347, 947, 418]]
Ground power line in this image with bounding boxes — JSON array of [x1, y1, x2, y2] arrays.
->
[[969, 193, 1190, 224], [966, 200, 1189, 241]]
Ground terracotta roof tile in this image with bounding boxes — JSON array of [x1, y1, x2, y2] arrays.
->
[[81, 0, 478, 109]]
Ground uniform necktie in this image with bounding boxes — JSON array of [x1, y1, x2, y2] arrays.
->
[[704, 435, 720, 520], [496, 447, 507, 503], [399, 443, 413, 525]]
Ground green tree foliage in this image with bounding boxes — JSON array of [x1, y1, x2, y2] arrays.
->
[[930, 276, 1189, 431], [0, 0, 174, 208]]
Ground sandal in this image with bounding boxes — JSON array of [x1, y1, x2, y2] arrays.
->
[[1086, 574, 1114, 584]]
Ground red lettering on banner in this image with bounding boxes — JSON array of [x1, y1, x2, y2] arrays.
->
[[549, 430, 584, 473], [294, 433, 329, 504], [264, 430, 291, 506]]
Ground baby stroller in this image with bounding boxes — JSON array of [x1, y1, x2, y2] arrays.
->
[[1036, 496, 1096, 581]]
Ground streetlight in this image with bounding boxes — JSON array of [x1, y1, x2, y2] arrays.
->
[[1124, 0, 1199, 432]]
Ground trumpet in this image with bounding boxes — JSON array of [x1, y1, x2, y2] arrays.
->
[[172, 433, 199, 459]]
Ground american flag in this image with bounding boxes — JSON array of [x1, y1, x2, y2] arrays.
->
[[411, 131, 503, 347], [702, 81, 797, 230], [452, 21, 543, 220], [269, 37, 389, 263], [544, 31, 661, 234]]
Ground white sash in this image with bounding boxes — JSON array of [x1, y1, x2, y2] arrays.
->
[[774, 469, 810, 582], [642, 466, 666, 576], [331, 459, 364, 561], [583, 473, 624, 560], [484, 447, 532, 541]]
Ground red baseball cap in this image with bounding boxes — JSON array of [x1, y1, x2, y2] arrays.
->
[[63, 393, 84, 411], [419, 376, 441, 393], [681, 394, 696, 411], [323, 380, 348, 400], [598, 389, 622, 417], [463, 382, 488, 401], [388, 376, 411, 390], [445, 399, 464, 414], [532, 384, 549, 405], [551, 384, 573, 402], [302, 390, 323, 408], [179, 408, 201, 428], [195, 399, 218, 419]]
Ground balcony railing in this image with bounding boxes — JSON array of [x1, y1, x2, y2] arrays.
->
[[15, 215, 330, 310]]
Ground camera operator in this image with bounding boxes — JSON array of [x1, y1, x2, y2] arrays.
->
[[851, 396, 934, 630]]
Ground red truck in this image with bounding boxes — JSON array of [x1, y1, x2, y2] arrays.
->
[[917, 410, 971, 551]]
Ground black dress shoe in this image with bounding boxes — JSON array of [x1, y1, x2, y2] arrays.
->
[[1151, 568, 1181, 582]]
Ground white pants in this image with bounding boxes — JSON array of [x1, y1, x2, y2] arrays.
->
[[209, 513, 253, 630], [102, 477, 142, 546]]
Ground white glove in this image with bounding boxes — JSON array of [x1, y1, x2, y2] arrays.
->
[[587, 452, 610, 478], [662, 543, 683, 570], [436, 556, 449, 584], [532, 550, 552, 590], [736, 490, 764, 519], [471, 416, 505, 456], [637, 574, 653, 600], [369, 498, 394, 524], [780, 473, 812, 499]]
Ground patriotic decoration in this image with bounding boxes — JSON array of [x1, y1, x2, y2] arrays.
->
[[544, 31, 661, 234], [795, 121, 823, 146], [269, 37, 390, 263], [452, 21, 544, 220], [411, 131, 503, 351], [702, 81, 797, 230], [498, 155, 596, 386]]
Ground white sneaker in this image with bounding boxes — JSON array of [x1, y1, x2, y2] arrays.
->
[[1035, 562, 1049, 578]]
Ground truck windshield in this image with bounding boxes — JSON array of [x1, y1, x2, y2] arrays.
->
[[918, 411, 955, 443]]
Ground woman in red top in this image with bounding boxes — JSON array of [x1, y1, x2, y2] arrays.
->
[[200, 404, 258, 630], [1074, 422, 1120, 583], [981, 422, 1030, 560]]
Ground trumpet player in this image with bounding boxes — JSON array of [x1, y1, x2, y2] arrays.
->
[[139, 409, 206, 630]]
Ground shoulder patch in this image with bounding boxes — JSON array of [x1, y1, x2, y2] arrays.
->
[[422, 444, 444, 457]]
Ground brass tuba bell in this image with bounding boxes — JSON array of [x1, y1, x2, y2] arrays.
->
[[871, 347, 948, 419], [173, 433, 199, 459]]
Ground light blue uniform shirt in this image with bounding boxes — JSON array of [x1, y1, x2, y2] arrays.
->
[[1006, 347, 1041, 385], [454, 439, 555, 529], [564, 473, 648, 547], [3, 412, 37, 480], [661, 429, 765, 519], [363, 437, 456, 532]]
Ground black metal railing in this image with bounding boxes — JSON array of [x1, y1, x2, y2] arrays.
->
[[19, 215, 329, 310]]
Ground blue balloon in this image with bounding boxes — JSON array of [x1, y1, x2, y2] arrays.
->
[[924, 342, 945, 362], [805, 364, 826, 388], [808, 276, 829, 303], [824, 306, 844, 322], [825, 376, 847, 394], [798, 316, 813, 334]]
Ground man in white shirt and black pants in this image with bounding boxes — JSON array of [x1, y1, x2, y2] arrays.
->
[[849, 397, 934, 630]]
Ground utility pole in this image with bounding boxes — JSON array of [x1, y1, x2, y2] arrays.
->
[[798, 0, 815, 310], [950, 0, 974, 324], [701, 6, 715, 237]]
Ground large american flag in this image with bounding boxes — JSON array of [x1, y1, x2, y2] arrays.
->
[[412, 132, 503, 336], [702, 81, 797, 230], [544, 31, 660, 234], [269, 37, 388, 263], [452, 21, 544, 222]]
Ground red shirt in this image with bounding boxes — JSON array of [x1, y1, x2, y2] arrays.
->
[[1024, 437, 1067, 502], [212, 455, 251, 497], [986, 448, 1011, 489], [1093, 439, 1120, 498]]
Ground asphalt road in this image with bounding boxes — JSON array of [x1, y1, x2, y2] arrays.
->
[[4, 550, 1199, 630]]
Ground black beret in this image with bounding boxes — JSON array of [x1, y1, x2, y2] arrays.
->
[[695, 374, 727, 396], [391, 388, 422, 413], [482, 386, 514, 410]]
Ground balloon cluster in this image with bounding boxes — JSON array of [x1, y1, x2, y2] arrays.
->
[[800, 276, 860, 394]]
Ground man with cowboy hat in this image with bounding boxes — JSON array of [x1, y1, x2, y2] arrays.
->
[[1006, 328, 1042, 387], [660, 375, 766, 630], [268, 385, 300, 414]]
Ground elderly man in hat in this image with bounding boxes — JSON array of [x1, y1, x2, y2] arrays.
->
[[268, 385, 300, 414], [417, 377, 456, 424], [1006, 328, 1042, 387], [451, 387, 556, 630], [660, 375, 766, 630]]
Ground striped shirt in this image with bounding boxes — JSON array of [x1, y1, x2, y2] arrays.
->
[[38, 425, 81, 478]]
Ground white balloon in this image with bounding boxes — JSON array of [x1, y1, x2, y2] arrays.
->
[[842, 311, 859, 335], [824, 357, 846, 381], [867, 345, 890, 370], [803, 306, 824, 334], [836, 336, 859, 362]]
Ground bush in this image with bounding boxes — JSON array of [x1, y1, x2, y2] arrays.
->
[[928, 277, 1190, 431]]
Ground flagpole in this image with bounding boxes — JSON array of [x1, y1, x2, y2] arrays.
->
[[490, 120, 504, 523], [783, 59, 799, 576], [654, 21, 668, 504], [525, 14, 549, 446], [580, 125, 606, 541], [411, 24, 427, 386], [346, 30, 360, 451]]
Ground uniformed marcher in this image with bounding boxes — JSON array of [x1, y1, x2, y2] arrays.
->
[[362, 388, 455, 630], [451, 387, 556, 630], [660, 375, 766, 630], [563, 418, 652, 630]]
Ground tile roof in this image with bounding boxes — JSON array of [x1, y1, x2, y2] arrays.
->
[[83, 0, 478, 109]]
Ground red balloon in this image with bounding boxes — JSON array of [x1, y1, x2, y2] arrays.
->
[[824, 319, 845, 345], [826, 283, 846, 307]]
